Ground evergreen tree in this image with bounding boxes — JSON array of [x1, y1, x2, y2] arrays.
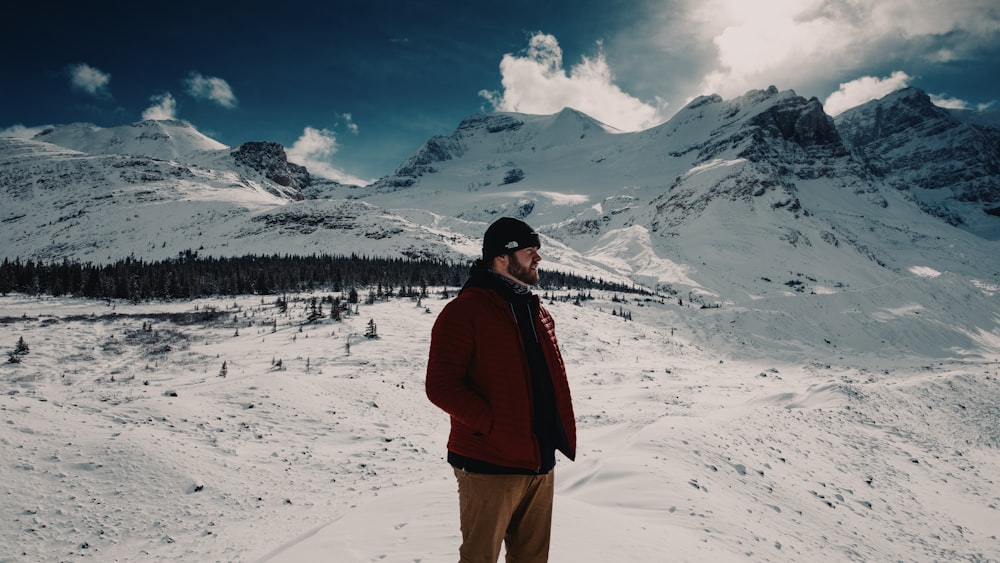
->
[[0, 253, 643, 300], [365, 318, 378, 339], [306, 297, 324, 323]]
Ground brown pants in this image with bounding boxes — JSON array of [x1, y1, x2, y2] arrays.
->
[[453, 467, 555, 563]]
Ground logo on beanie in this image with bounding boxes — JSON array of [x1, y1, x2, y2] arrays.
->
[[504, 241, 519, 249]]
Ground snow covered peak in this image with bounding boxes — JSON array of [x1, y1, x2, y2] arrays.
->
[[32, 119, 228, 162], [836, 87, 1000, 232], [639, 86, 843, 175], [835, 87, 950, 143], [373, 109, 622, 194]]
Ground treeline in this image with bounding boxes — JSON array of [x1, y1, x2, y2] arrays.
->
[[0, 252, 644, 301]]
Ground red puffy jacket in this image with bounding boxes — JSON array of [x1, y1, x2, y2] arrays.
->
[[426, 285, 577, 471]]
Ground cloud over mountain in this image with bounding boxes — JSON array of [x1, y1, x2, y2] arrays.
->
[[479, 32, 670, 132], [287, 127, 371, 186], [141, 92, 178, 121], [185, 72, 238, 108], [67, 62, 111, 98]]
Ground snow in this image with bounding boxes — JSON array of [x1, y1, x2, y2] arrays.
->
[[2, 286, 998, 562], [908, 266, 941, 278], [31, 120, 228, 162], [506, 191, 591, 206]]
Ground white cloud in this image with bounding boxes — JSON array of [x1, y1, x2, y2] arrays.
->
[[927, 94, 995, 112], [864, 0, 1000, 39], [929, 94, 971, 110], [822, 72, 982, 115], [823, 71, 913, 116], [689, 0, 864, 100], [479, 32, 670, 132], [666, 0, 1000, 105], [68, 63, 111, 97], [142, 92, 178, 121], [342, 113, 359, 135], [0, 124, 54, 139], [185, 72, 238, 109], [287, 126, 371, 186]]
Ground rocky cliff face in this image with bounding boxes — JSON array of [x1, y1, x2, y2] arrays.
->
[[230, 141, 310, 198], [836, 88, 1000, 220], [371, 115, 518, 191], [668, 87, 850, 178]]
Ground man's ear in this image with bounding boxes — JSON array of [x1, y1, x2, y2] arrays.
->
[[491, 254, 508, 271]]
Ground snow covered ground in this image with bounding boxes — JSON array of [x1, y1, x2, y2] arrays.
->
[[2, 288, 999, 562]]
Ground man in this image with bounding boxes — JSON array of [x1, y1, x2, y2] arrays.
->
[[426, 217, 577, 562]]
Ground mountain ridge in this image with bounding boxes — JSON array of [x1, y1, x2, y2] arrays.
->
[[2, 85, 999, 361], [835, 87, 1000, 228], [3, 86, 998, 297], [32, 119, 227, 161]]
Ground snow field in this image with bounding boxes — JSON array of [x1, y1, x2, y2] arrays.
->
[[1, 291, 999, 562]]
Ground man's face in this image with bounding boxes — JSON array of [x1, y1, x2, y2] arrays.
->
[[505, 247, 541, 286]]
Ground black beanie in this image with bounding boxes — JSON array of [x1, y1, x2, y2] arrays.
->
[[482, 217, 541, 260]]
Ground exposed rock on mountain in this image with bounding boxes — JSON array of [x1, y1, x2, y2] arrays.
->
[[836, 87, 1000, 228], [230, 141, 310, 198], [374, 108, 616, 194]]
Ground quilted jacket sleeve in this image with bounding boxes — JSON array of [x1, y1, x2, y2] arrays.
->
[[425, 296, 493, 434]]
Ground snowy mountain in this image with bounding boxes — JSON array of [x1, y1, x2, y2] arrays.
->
[[32, 120, 227, 162], [0, 133, 471, 265], [2, 86, 999, 348], [835, 87, 1000, 232], [317, 86, 999, 359]]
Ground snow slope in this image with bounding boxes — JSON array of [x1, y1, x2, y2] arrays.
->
[[32, 120, 228, 162], [0, 137, 476, 265], [2, 286, 998, 562]]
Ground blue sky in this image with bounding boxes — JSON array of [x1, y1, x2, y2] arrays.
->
[[3, 0, 999, 184]]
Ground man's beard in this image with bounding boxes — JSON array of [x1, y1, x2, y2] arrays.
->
[[508, 258, 539, 286]]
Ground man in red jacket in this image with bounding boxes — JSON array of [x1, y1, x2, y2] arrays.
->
[[426, 217, 577, 562]]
